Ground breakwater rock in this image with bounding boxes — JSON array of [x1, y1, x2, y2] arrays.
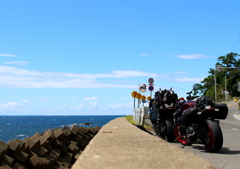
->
[[0, 125, 101, 169]]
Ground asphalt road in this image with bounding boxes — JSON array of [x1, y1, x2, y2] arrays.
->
[[146, 101, 240, 169]]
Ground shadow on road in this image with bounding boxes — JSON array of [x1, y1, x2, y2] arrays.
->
[[218, 147, 240, 155], [190, 145, 240, 155]]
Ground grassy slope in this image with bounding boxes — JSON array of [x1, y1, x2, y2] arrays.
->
[[125, 115, 152, 130]]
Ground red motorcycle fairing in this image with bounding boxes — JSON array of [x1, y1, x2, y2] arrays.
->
[[181, 101, 195, 111]]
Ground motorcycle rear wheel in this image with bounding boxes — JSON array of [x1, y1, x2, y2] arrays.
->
[[204, 119, 223, 153], [173, 123, 190, 145]]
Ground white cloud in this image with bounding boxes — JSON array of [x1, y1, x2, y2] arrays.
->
[[89, 101, 98, 109], [169, 71, 187, 74], [5, 61, 29, 66], [72, 97, 77, 100], [0, 102, 24, 108], [21, 99, 30, 102], [0, 65, 200, 90], [174, 77, 204, 83], [84, 97, 98, 101], [39, 97, 49, 101], [176, 54, 210, 59], [70, 103, 85, 110], [52, 105, 68, 110], [0, 54, 17, 57], [108, 103, 123, 109], [111, 70, 157, 78], [0, 66, 159, 88], [108, 103, 132, 109], [140, 53, 150, 56], [51, 103, 85, 111]]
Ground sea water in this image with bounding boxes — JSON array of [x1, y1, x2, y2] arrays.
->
[[0, 115, 124, 143]]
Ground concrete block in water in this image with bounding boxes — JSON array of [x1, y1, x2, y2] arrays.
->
[[28, 156, 40, 168], [14, 139, 26, 152], [0, 146, 6, 159], [53, 128, 65, 140], [70, 125, 79, 135], [0, 141, 9, 151], [0, 154, 15, 167], [62, 128, 72, 138], [61, 138, 70, 146], [77, 127, 86, 135], [8, 139, 20, 153], [34, 146, 48, 157], [14, 150, 29, 164], [68, 143, 78, 153], [42, 130, 55, 143], [73, 134, 82, 142], [0, 164, 12, 169], [12, 162, 27, 169]]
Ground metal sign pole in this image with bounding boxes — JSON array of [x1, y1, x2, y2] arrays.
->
[[138, 84, 140, 108], [133, 98, 135, 109]]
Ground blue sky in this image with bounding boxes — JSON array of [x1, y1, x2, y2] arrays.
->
[[0, 0, 240, 115]]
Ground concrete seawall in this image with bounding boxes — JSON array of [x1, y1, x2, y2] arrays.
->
[[72, 117, 217, 169]]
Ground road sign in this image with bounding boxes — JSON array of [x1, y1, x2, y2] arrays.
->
[[139, 84, 146, 93], [148, 78, 154, 84], [135, 93, 139, 99], [131, 91, 138, 98], [148, 85, 154, 91], [147, 96, 151, 101], [141, 95, 146, 100], [136, 93, 142, 99]]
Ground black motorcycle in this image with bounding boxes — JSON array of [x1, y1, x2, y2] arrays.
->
[[149, 88, 178, 142], [173, 85, 228, 152]]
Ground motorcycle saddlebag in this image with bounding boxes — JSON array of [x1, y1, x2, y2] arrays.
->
[[210, 103, 228, 119]]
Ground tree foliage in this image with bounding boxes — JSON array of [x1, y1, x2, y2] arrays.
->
[[199, 52, 240, 101]]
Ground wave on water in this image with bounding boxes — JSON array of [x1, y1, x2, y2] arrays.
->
[[15, 135, 28, 139], [60, 122, 94, 128], [60, 123, 79, 128]]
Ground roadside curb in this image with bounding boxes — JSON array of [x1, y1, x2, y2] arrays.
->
[[72, 117, 217, 169]]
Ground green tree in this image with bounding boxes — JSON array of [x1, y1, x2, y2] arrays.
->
[[199, 52, 240, 101]]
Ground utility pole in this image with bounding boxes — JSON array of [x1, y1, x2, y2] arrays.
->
[[225, 76, 227, 100], [214, 69, 217, 101], [216, 65, 240, 100]]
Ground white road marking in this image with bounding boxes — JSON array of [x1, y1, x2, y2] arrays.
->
[[233, 112, 240, 120]]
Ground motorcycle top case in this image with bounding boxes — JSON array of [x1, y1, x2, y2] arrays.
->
[[210, 103, 228, 119]]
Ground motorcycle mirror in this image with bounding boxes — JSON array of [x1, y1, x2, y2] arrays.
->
[[193, 84, 199, 90]]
